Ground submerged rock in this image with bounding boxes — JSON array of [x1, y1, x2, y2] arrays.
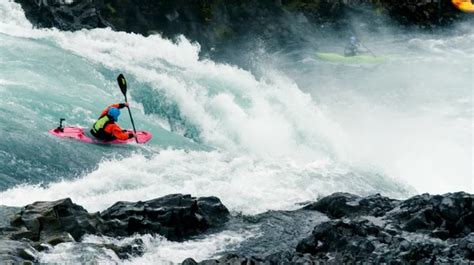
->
[[100, 194, 230, 241]]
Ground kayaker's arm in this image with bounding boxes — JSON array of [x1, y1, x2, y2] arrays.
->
[[106, 123, 134, 140], [99, 103, 129, 117]]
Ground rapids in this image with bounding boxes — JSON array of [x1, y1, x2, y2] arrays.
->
[[0, 1, 472, 263]]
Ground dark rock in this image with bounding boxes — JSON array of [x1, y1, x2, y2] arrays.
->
[[292, 192, 474, 263], [42, 232, 75, 246], [235, 209, 328, 257], [303, 192, 360, 218], [304, 192, 398, 218], [0, 206, 20, 228], [103, 238, 145, 260], [13, 0, 109, 31], [100, 194, 229, 241], [0, 239, 38, 263], [296, 219, 378, 259], [8, 198, 100, 242], [389, 192, 473, 239], [176, 191, 473, 264], [264, 250, 294, 264], [198, 253, 263, 265], [0, 194, 231, 261], [3, 191, 473, 264]]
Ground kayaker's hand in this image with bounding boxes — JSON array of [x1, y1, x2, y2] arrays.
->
[[118, 102, 129, 109], [128, 133, 134, 139]]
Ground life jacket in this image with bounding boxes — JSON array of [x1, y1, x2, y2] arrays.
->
[[90, 115, 115, 141]]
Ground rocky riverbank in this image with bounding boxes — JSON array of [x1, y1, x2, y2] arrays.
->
[[0, 194, 229, 262], [185, 192, 474, 264], [1, 192, 472, 263]]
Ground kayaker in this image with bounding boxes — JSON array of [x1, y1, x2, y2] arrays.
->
[[90, 103, 134, 141], [344, 36, 366, 57]]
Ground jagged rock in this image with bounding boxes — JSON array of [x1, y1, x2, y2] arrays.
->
[[303, 192, 398, 218], [8, 198, 100, 242], [0, 194, 231, 261], [197, 253, 263, 265], [182, 192, 474, 264], [265, 250, 325, 264], [103, 238, 145, 260], [2, 192, 472, 264], [389, 192, 474, 239], [296, 219, 378, 260], [0, 239, 38, 264], [0, 206, 20, 228], [294, 217, 473, 263], [294, 192, 474, 263], [13, 0, 109, 31], [100, 194, 229, 241], [41, 232, 75, 246]]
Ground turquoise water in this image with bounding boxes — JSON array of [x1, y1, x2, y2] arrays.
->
[[0, 33, 203, 188]]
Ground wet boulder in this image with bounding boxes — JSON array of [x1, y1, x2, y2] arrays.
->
[[100, 194, 230, 241], [303, 192, 398, 218], [0, 239, 38, 264], [296, 219, 378, 261], [183, 254, 263, 265], [103, 238, 145, 260], [13, 0, 109, 31], [8, 198, 100, 243], [389, 192, 474, 239]]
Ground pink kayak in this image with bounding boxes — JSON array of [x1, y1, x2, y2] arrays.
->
[[49, 126, 152, 144]]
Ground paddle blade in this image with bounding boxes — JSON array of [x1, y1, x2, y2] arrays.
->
[[117, 74, 127, 96]]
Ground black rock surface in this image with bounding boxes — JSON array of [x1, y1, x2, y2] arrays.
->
[[100, 194, 230, 241], [303, 192, 398, 218], [0, 193, 230, 261], [1, 192, 472, 263], [8, 198, 100, 243], [0, 239, 39, 264], [183, 192, 474, 264]]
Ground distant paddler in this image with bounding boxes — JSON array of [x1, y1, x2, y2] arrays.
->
[[344, 36, 367, 57], [315, 36, 385, 63]]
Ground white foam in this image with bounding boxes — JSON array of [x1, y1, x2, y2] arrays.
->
[[0, 149, 411, 214], [40, 227, 258, 264]]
